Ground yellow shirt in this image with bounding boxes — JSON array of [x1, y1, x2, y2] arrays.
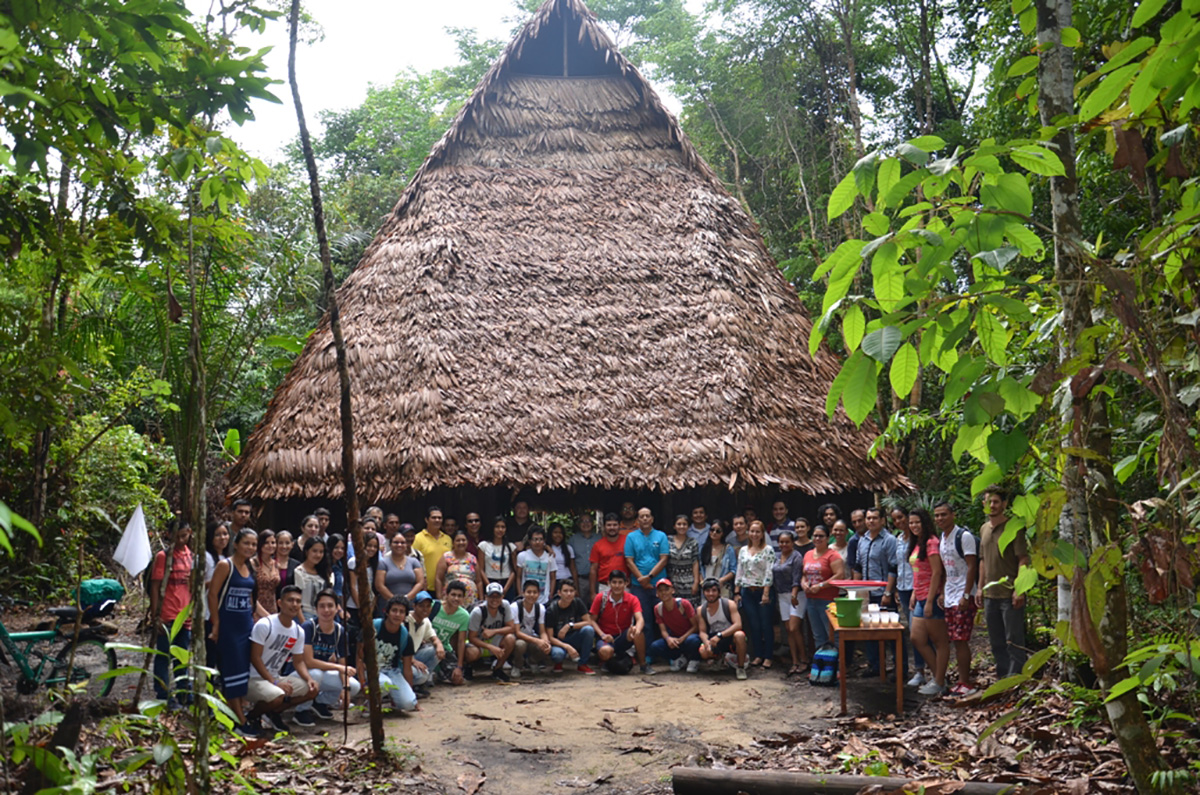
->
[[412, 530, 453, 566]]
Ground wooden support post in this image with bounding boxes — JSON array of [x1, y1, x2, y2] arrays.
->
[[671, 769, 1016, 795]]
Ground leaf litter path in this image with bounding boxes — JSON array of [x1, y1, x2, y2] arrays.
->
[[348, 667, 833, 793]]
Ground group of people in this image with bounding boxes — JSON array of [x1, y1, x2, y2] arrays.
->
[[146, 490, 1029, 736]]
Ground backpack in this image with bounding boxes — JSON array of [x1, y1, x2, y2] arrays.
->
[[604, 652, 634, 675], [811, 643, 839, 686], [516, 600, 542, 632], [950, 526, 973, 561]]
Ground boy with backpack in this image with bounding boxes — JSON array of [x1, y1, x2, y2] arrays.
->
[[510, 579, 552, 675]]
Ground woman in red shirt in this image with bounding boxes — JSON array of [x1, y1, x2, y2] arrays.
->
[[802, 526, 845, 651], [908, 508, 949, 696]]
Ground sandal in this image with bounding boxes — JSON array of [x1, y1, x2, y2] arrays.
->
[[787, 665, 803, 677], [762, 659, 773, 670], [750, 658, 764, 667]]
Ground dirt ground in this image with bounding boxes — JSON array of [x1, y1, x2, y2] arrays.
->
[[349, 663, 836, 793]]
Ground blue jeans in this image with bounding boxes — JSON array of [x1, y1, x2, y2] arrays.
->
[[806, 597, 833, 649], [153, 625, 191, 700], [413, 645, 439, 686], [378, 667, 418, 710], [741, 587, 773, 661], [550, 626, 596, 663], [628, 584, 658, 633], [648, 634, 702, 663], [897, 589, 925, 675]]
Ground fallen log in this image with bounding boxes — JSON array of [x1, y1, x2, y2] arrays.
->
[[671, 768, 1017, 795]]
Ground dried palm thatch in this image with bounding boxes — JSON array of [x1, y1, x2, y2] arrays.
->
[[228, 0, 910, 501]]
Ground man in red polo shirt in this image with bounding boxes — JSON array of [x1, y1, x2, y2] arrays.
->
[[590, 569, 651, 675], [589, 513, 628, 598]]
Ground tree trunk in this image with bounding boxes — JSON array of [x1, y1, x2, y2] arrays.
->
[[182, 185, 211, 792], [1033, 0, 1165, 789], [288, 0, 383, 755]]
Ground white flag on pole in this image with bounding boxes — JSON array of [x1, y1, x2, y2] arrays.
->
[[113, 503, 153, 577]]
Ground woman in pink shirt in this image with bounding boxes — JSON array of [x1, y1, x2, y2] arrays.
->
[[908, 508, 949, 696], [801, 526, 845, 651]]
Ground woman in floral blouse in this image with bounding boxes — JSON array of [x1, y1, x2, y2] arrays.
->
[[736, 521, 776, 668]]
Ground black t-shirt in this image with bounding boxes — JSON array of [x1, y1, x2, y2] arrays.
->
[[373, 619, 415, 669], [302, 619, 347, 663], [796, 542, 815, 561], [545, 597, 589, 634]]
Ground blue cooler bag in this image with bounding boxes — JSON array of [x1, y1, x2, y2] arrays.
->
[[811, 642, 838, 685]]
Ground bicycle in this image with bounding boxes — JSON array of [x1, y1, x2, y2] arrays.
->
[[0, 597, 117, 698]]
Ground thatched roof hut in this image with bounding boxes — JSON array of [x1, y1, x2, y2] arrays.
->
[[228, 0, 908, 505]]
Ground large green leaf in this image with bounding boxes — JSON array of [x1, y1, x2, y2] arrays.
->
[[1132, 0, 1171, 27], [1007, 55, 1040, 77], [908, 135, 947, 152], [813, 238, 866, 281], [842, 351, 880, 425], [1010, 144, 1067, 176], [997, 377, 1042, 420], [842, 304, 865, 352], [943, 355, 988, 405], [862, 326, 903, 363], [977, 309, 1009, 365], [871, 242, 904, 312], [828, 170, 858, 220], [980, 173, 1033, 217], [876, 158, 900, 201], [889, 342, 919, 398], [1080, 62, 1141, 120], [988, 427, 1029, 472]]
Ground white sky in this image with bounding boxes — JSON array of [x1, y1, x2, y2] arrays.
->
[[231, 0, 520, 159], [230, 0, 697, 162]]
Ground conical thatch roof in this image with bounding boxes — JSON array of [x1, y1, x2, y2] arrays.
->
[[228, 0, 909, 501]]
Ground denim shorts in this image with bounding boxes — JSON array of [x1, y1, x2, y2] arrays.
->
[[912, 597, 945, 620]]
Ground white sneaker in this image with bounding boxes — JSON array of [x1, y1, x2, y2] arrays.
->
[[669, 657, 686, 672], [907, 671, 926, 687], [735, 666, 748, 680], [510, 666, 522, 679], [918, 680, 947, 696], [686, 660, 701, 673]]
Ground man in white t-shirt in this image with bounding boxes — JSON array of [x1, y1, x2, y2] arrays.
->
[[510, 580, 552, 674], [515, 527, 554, 605], [247, 585, 318, 734], [934, 501, 979, 696]]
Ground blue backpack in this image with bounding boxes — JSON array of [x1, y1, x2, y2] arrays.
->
[[811, 643, 839, 686]]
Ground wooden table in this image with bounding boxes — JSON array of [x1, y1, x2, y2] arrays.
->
[[826, 608, 904, 716]]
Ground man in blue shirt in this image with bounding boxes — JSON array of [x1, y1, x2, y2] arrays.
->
[[623, 507, 669, 633]]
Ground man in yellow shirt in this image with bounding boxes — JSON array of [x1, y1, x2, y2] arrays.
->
[[412, 506, 453, 566]]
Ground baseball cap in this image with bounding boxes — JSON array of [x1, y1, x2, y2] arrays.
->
[[486, 582, 504, 596], [655, 578, 673, 589], [414, 590, 434, 603]]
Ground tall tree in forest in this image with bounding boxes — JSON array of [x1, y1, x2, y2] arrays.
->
[[287, 0, 384, 755], [1032, 0, 1163, 787]]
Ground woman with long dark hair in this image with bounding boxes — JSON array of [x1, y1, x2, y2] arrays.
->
[[892, 508, 926, 686], [203, 520, 230, 670], [908, 507, 949, 696], [328, 533, 348, 609], [735, 520, 776, 668], [253, 529, 279, 620], [546, 522, 578, 596], [702, 519, 737, 598], [295, 536, 330, 621], [436, 528, 483, 603], [802, 525, 844, 652], [668, 514, 701, 603], [207, 528, 257, 732], [346, 533, 379, 666], [375, 532, 424, 607], [479, 516, 516, 599], [773, 531, 807, 675], [291, 514, 321, 562]]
